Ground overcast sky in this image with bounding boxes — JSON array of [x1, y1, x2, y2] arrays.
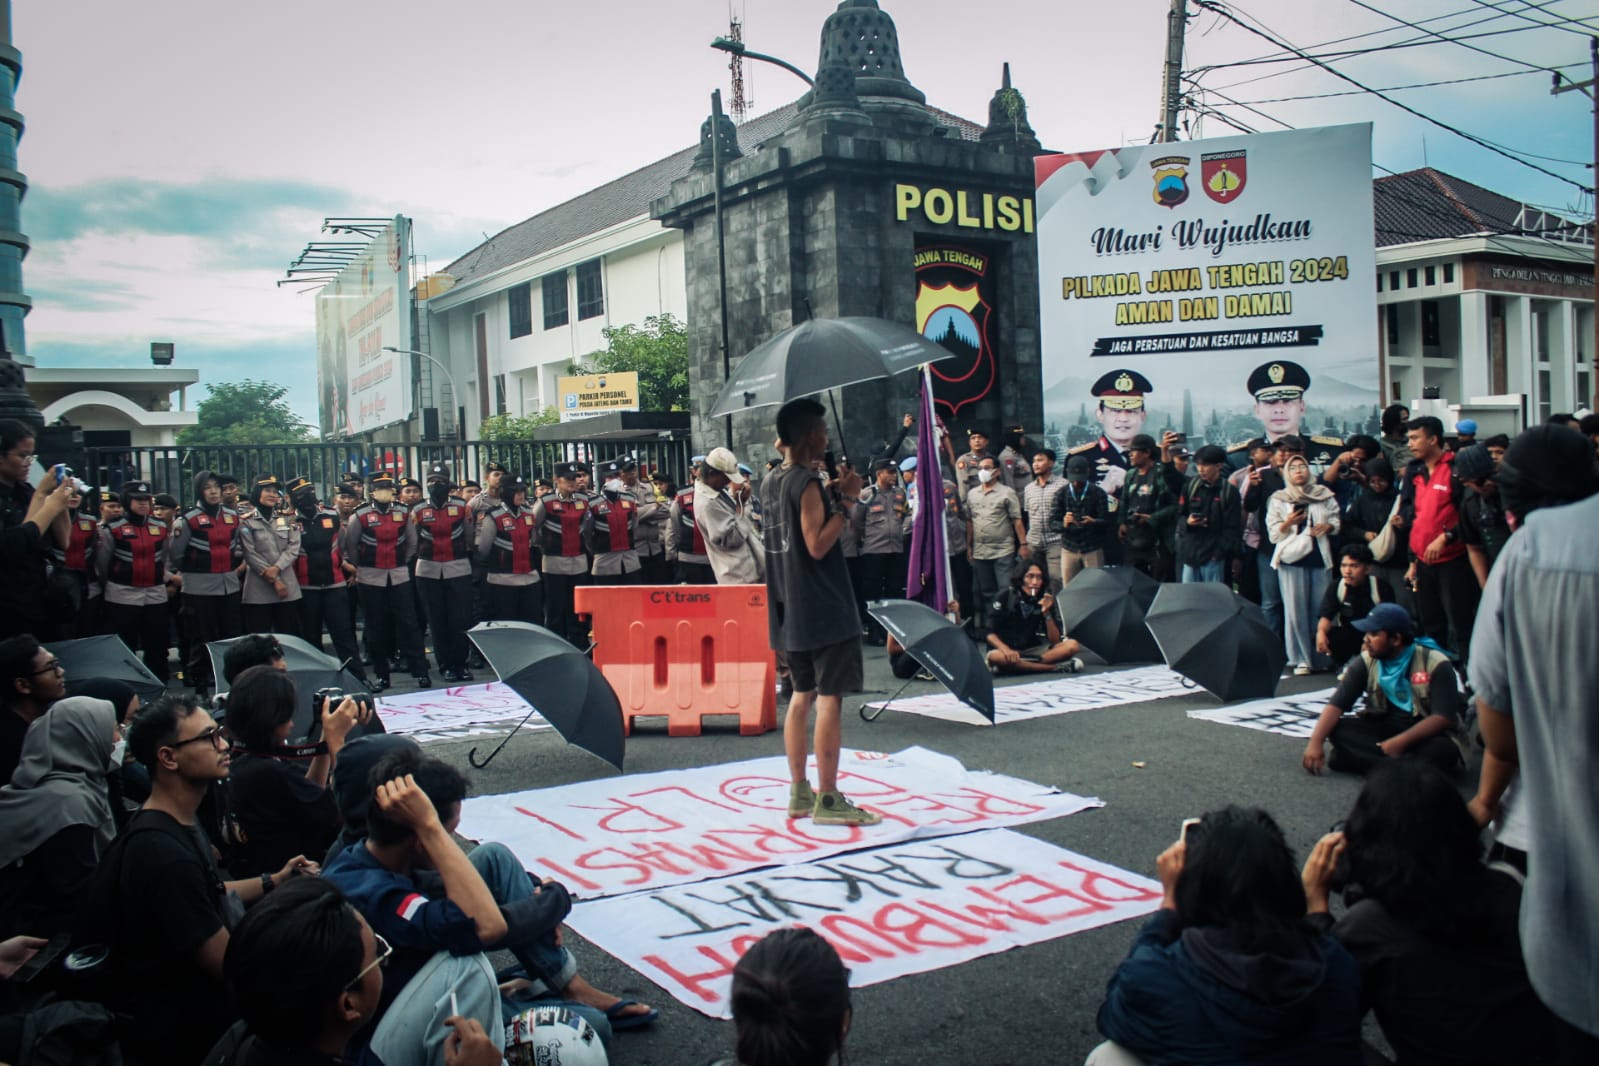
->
[[16, 0, 1595, 425]]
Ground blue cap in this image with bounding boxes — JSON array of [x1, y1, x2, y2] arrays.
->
[[737, 463, 753, 477], [1351, 602, 1414, 637], [899, 456, 918, 472], [690, 454, 707, 464], [1456, 419, 1478, 435]]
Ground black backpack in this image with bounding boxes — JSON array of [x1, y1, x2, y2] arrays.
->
[[0, 998, 125, 1066]]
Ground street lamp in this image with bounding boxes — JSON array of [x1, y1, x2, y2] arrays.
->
[[710, 36, 814, 86], [383, 346, 463, 441]]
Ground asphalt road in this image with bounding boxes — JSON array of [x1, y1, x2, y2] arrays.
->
[[424, 650, 1369, 1066]]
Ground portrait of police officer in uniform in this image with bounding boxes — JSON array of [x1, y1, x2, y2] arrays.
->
[[1230, 359, 1343, 473], [1069, 368, 1152, 499]]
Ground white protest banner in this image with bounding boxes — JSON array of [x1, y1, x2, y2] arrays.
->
[[1035, 124, 1377, 484], [567, 828, 1162, 1017], [457, 747, 1100, 900], [1187, 688, 1339, 738], [378, 683, 551, 745], [866, 665, 1194, 726]]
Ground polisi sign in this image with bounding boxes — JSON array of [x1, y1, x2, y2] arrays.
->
[[895, 183, 1035, 234]]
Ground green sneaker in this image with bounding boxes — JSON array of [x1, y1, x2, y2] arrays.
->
[[812, 790, 883, 826], [787, 781, 816, 818]]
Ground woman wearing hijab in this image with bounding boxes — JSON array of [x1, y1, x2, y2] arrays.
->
[[1268, 454, 1340, 675], [238, 474, 303, 637], [0, 696, 120, 939]]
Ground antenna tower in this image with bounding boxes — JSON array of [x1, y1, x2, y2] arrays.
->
[[728, 6, 749, 123]]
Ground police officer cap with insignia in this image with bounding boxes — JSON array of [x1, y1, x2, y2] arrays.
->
[[1092, 368, 1153, 410], [553, 462, 581, 481], [426, 462, 452, 485], [369, 472, 396, 490], [1247, 359, 1311, 405]]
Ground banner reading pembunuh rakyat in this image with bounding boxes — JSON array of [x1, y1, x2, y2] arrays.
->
[[1034, 124, 1378, 481]]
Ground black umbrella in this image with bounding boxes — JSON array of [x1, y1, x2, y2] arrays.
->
[[1098, 564, 1162, 613], [860, 599, 993, 724], [47, 635, 165, 705], [208, 634, 370, 741], [1057, 569, 1163, 664], [465, 621, 624, 772], [1143, 583, 1285, 702], [709, 317, 960, 420]]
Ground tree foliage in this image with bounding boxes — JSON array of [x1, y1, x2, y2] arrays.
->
[[480, 407, 560, 440], [571, 313, 689, 412], [178, 380, 314, 446]]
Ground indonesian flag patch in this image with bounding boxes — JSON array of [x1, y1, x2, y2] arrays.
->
[[396, 893, 427, 921]]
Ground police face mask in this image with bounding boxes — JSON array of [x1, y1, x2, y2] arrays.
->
[[370, 488, 395, 505], [429, 482, 450, 507]]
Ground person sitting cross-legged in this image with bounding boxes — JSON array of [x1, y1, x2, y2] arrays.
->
[[985, 561, 1084, 675], [1314, 544, 1394, 670], [322, 749, 656, 1065], [200, 876, 502, 1066], [1301, 603, 1465, 778]]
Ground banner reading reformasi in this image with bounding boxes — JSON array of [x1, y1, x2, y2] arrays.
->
[[1034, 124, 1377, 481]]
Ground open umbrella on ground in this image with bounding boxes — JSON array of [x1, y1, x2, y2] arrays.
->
[[47, 635, 165, 705], [859, 599, 993, 724], [208, 634, 370, 741], [1057, 569, 1163, 664], [1097, 564, 1162, 613], [709, 317, 960, 454], [1143, 583, 1285, 702], [466, 621, 624, 772]]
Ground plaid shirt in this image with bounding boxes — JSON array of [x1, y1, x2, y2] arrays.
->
[[1022, 476, 1069, 550]]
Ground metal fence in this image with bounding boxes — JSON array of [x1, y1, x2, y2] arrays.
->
[[82, 436, 695, 502]]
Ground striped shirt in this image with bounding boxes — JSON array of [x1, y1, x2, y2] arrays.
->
[[1023, 476, 1069, 550]]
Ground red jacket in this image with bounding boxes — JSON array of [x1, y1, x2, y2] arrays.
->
[[1402, 453, 1466, 564]]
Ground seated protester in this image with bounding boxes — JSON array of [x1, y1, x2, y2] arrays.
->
[[203, 877, 501, 1066], [224, 665, 370, 878], [1301, 603, 1465, 778], [1090, 807, 1362, 1066], [713, 927, 853, 1066], [0, 696, 119, 940], [1301, 761, 1595, 1066], [0, 634, 67, 785], [76, 678, 147, 826], [323, 751, 657, 1063], [985, 561, 1084, 675], [1314, 544, 1393, 668], [221, 633, 287, 687], [77, 694, 320, 1066], [323, 733, 422, 866]]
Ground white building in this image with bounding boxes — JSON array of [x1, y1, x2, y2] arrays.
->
[[27, 366, 199, 448], [1375, 168, 1594, 429]]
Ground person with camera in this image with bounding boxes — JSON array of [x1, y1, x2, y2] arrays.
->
[[1314, 544, 1393, 669], [1175, 445, 1242, 584], [0, 420, 74, 642], [222, 665, 369, 879], [78, 694, 320, 1066], [1116, 434, 1173, 580]]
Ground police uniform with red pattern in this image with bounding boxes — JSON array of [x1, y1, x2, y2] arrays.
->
[[94, 481, 174, 681], [414, 464, 475, 682], [475, 474, 544, 625], [53, 506, 102, 636], [287, 477, 365, 682], [668, 471, 714, 585], [532, 463, 593, 645], [590, 460, 641, 586], [167, 469, 244, 692], [339, 472, 430, 690]]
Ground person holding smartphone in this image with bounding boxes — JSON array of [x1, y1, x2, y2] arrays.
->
[[0, 419, 74, 642]]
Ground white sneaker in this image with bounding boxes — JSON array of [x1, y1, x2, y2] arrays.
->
[[1293, 663, 1312, 676]]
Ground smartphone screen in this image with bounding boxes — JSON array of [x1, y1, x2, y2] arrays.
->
[[1180, 817, 1202, 844]]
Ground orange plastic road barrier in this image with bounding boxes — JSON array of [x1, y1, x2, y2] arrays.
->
[[573, 584, 777, 737]]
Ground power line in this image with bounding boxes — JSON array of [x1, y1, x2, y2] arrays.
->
[[1345, 0, 1563, 76], [1463, 0, 1599, 39], [1220, 67, 1543, 103], [1190, 0, 1592, 194]]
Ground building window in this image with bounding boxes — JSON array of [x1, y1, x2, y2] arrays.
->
[[1421, 301, 1440, 348], [576, 259, 604, 320], [495, 374, 508, 415], [1424, 266, 1436, 286], [1385, 305, 1399, 345], [508, 282, 532, 338], [1389, 271, 1400, 291], [1537, 369, 1552, 424], [542, 272, 568, 330], [1407, 268, 1418, 289], [1376, 274, 1383, 293], [1442, 263, 1454, 284]]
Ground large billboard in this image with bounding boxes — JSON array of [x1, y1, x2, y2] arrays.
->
[[316, 216, 413, 438], [1035, 124, 1378, 481]]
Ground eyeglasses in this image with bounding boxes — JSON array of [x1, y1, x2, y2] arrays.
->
[[28, 658, 64, 677], [168, 726, 230, 752], [347, 933, 393, 989]]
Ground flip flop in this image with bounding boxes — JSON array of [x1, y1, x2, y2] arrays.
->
[[603, 999, 659, 1031]]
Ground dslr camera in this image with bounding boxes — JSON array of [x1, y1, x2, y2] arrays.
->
[[313, 687, 374, 714]]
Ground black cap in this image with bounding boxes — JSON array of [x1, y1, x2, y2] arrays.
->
[[1128, 433, 1159, 454], [554, 462, 581, 479], [1092, 369, 1153, 409], [335, 483, 361, 499], [369, 472, 396, 490], [535, 477, 554, 490], [598, 460, 621, 478], [1452, 444, 1495, 483], [216, 472, 240, 488], [1194, 444, 1228, 465], [253, 474, 282, 490], [123, 480, 153, 499], [285, 477, 315, 497], [1246, 436, 1272, 453], [462, 478, 481, 490], [426, 462, 452, 485], [872, 458, 897, 472], [967, 427, 989, 439], [153, 492, 179, 508], [1247, 360, 1311, 402], [484, 461, 507, 475], [398, 476, 421, 490], [619, 454, 638, 471], [505, 474, 529, 495]]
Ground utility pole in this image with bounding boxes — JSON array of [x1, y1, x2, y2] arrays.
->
[[1158, 0, 1187, 143], [1551, 36, 1597, 410]]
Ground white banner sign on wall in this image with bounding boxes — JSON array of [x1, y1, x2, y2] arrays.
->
[[567, 828, 1162, 1017], [457, 747, 1101, 900], [1034, 124, 1377, 483]]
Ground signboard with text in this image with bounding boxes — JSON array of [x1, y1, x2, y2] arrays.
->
[[1034, 125, 1378, 469], [315, 216, 413, 438], [558, 372, 640, 422]]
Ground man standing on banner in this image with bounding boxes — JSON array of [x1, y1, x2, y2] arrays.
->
[[342, 472, 431, 692], [670, 456, 715, 584], [168, 470, 242, 696], [621, 455, 668, 583], [287, 478, 365, 684], [1232, 360, 1343, 473], [590, 460, 643, 586], [413, 464, 475, 683], [698, 447, 764, 585], [762, 398, 881, 827], [476, 473, 544, 624], [1069, 369, 1152, 501], [534, 462, 594, 646]]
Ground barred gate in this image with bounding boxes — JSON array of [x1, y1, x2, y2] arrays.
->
[[82, 436, 695, 502]]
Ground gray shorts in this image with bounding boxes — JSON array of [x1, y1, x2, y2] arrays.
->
[[778, 637, 864, 697]]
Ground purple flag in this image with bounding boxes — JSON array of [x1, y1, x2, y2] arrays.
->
[[905, 366, 951, 613]]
